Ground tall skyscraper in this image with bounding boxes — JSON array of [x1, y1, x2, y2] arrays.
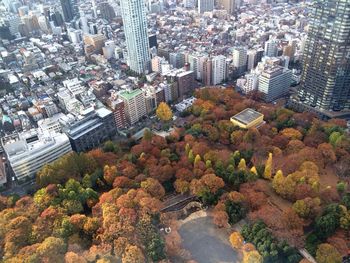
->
[[297, 0, 350, 113], [120, 0, 151, 74], [60, 0, 76, 22]]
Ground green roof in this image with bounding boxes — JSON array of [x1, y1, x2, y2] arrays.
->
[[119, 89, 143, 100]]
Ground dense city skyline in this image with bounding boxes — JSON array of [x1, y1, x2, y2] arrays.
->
[[0, 0, 349, 262]]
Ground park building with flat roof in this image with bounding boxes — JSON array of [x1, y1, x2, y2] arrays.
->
[[230, 108, 264, 129]]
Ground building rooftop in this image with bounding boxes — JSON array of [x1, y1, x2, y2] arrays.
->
[[119, 89, 143, 100], [231, 108, 263, 125], [2, 129, 70, 162], [96, 107, 112, 118]]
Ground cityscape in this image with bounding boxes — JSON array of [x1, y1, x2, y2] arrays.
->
[[0, 0, 349, 262]]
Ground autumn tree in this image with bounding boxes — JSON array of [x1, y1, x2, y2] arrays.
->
[[122, 245, 145, 263], [263, 153, 273, 180], [36, 237, 67, 262], [315, 243, 341, 263], [65, 252, 87, 263], [272, 170, 285, 194], [191, 174, 224, 196], [317, 143, 336, 167], [293, 198, 321, 219], [103, 165, 118, 185], [229, 232, 243, 249], [188, 150, 194, 163], [243, 250, 263, 263], [238, 159, 247, 171], [36, 152, 97, 188], [174, 179, 190, 194], [141, 178, 165, 199], [250, 167, 258, 175], [156, 102, 173, 122], [281, 128, 303, 140], [213, 210, 229, 228]]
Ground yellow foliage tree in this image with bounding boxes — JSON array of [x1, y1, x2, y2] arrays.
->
[[243, 250, 263, 263], [229, 232, 243, 249], [264, 153, 273, 180], [188, 150, 194, 163], [185, 143, 191, 155], [272, 170, 284, 195], [281, 128, 303, 140], [156, 102, 173, 122], [194, 154, 202, 165], [315, 243, 342, 263], [250, 166, 258, 175], [238, 159, 247, 171]]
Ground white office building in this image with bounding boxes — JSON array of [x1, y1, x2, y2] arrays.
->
[[258, 66, 292, 102], [212, 55, 227, 85], [2, 130, 72, 181], [120, 0, 151, 74]]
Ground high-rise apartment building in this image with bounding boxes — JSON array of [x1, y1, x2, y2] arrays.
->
[[119, 89, 147, 125], [120, 0, 151, 74], [296, 0, 350, 114], [202, 58, 212, 86], [170, 52, 186, 69], [188, 54, 199, 79], [177, 71, 195, 99], [198, 0, 214, 13], [212, 55, 227, 85], [108, 94, 127, 129], [264, 39, 278, 57], [232, 47, 247, 77], [247, 49, 257, 71]]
